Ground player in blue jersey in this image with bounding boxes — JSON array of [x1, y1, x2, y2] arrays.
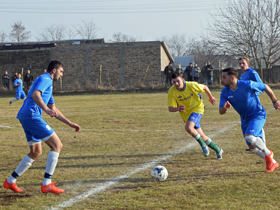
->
[[219, 68, 280, 172], [9, 74, 26, 105], [3, 60, 81, 193]]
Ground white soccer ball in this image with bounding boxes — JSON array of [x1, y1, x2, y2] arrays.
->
[[151, 165, 168, 181]]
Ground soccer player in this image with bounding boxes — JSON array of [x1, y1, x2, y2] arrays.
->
[[168, 72, 223, 159], [219, 68, 280, 172], [9, 74, 26, 105], [3, 60, 81, 193]]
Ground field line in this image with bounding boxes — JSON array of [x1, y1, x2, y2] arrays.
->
[[50, 121, 240, 209]]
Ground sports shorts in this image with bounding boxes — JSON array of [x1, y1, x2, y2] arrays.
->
[[187, 112, 202, 129], [19, 118, 54, 143], [16, 91, 26, 100], [241, 114, 266, 146]]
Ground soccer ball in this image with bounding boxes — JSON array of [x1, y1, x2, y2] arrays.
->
[[151, 165, 168, 181]]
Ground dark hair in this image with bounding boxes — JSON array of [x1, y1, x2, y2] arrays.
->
[[171, 71, 181, 79], [222, 68, 238, 78], [47, 60, 63, 73]]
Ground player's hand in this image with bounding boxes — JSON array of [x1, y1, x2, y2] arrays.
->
[[224, 101, 231, 109], [178, 105, 185, 112], [273, 100, 280, 110], [46, 109, 57, 117], [69, 123, 81, 132], [209, 97, 218, 105]]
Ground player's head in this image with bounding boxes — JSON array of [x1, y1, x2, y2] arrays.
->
[[221, 68, 238, 86], [238, 57, 250, 71], [171, 72, 184, 90], [17, 74, 21, 79], [47, 60, 64, 81]]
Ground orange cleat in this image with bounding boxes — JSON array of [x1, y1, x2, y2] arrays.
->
[[41, 182, 64, 194], [3, 179, 23, 192], [265, 151, 279, 172]]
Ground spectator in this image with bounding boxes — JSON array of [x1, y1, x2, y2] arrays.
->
[[175, 64, 183, 77], [24, 70, 34, 90], [184, 63, 194, 81], [201, 63, 208, 85], [2, 71, 11, 89], [11, 73, 18, 89], [206, 62, 214, 85], [192, 64, 201, 82], [164, 62, 174, 86]]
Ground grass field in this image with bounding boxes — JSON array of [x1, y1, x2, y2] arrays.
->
[[0, 90, 280, 210]]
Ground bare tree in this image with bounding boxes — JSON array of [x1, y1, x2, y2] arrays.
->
[[206, 0, 280, 68], [0, 30, 7, 42], [74, 20, 99, 39], [109, 32, 139, 42], [162, 34, 187, 57], [36, 24, 67, 41], [10, 21, 31, 42]]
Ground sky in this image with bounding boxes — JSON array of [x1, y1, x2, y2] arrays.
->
[[0, 0, 225, 42]]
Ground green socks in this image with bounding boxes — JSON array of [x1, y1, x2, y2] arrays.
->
[[206, 138, 221, 153], [194, 132, 206, 147]]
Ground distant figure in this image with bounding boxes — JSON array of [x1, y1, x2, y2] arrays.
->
[[175, 64, 183, 77], [11, 72, 18, 89], [24, 70, 34, 90], [10, 74, 26, 105], [192, 64, 201, 82], [206, 62, 214, 85], [164, 62, 174, 86], [184, 63, 193, 81], [2, 71, 11, 89], [201, 63, 208, 85]]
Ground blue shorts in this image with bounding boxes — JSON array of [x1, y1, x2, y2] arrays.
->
[[187, 112, 202, 129], [19, 118, 54, 143], [16, 91, 26, 100], [241, 115, 266, 146]]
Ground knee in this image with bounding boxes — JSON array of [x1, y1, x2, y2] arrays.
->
[[185, 125, 193, 134], [29, 151, 42, 160], [53, 142, 63, 152]]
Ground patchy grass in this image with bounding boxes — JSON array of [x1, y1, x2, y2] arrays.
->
[[0, 90, 280, 209]]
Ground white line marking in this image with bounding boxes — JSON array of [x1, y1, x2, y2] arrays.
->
[[50, 121, 240, 209], [0, 125, 14, 129]]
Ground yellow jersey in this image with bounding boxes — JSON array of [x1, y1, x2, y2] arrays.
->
[[167, 82, 205, 122]]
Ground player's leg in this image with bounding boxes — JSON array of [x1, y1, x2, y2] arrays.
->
[[9, 92, 19, 105], [197, 127, 223, 160], [41, 133, 64, 193], [244, 117, 278, 172]]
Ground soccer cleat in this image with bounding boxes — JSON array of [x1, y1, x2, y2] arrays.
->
[[41, 182, 64, 194], [217, 149, 223, 160], [265, 151, 279, 172], [3, 179, 23, 192], [202, 145, 210, 157], [9, 101, 12, 106]]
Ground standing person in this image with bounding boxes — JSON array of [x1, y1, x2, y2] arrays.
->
[[184, 63, 193, 81], [192, 64, 201, 82], [9, 74, 26, 105], [24, 70, 34, 90], [11, 72, 18, 89], [219, 68, 280, 172], [164, 62, 174, 86], [3, 60, 81, 193], [2, 71, 11, 89], [206, 62, 214, 85], [201, 63, 208, 85], [168, 72, 223, 159]]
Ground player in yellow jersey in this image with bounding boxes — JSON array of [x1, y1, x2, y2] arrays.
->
[[168, 72, 223, 159]]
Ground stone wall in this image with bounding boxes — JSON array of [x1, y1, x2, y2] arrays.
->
[[0, 40, 173, 92]]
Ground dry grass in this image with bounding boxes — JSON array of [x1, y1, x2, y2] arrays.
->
[[0, 90, 280, 209]]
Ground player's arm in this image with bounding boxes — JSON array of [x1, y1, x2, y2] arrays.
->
[[32, 90, 57, 117], [47, 104, 81, 132], [264, 85, 280, 110], [168, 106, 185, 112], [203, 85, 218, 105]]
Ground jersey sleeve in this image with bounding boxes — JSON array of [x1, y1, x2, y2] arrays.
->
[[250, 81, 266, 93], [191, 82, 205, 93], [48, 95, 55, 105], [219, 88, 228, 108], [167, 89, 178, 107], [34, 76, 52, 94], [251, 71, 263, 83]]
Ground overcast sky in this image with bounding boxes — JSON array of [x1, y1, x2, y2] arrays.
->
[[0, 0, 225, 42]]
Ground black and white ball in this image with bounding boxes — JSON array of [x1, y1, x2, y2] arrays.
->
[[151, 165, 168, 181]]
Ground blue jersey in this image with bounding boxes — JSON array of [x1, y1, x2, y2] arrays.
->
[[240, 68, 263, 96], [219, 80, 266, 124], [17, 73, 55, 120], [14, 79, 23, 93]]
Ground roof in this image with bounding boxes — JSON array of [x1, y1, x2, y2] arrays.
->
[[173, 56, 194, 67]]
